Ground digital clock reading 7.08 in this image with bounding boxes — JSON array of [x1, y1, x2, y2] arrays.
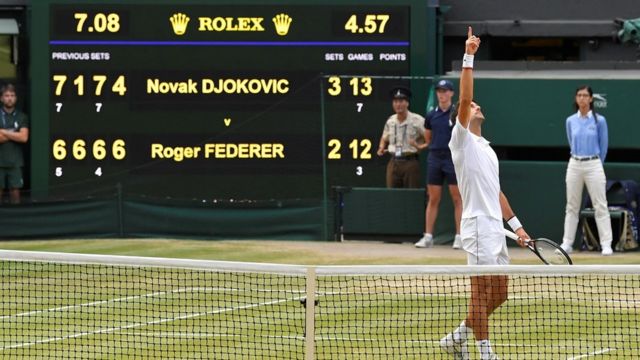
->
[[74, 12, 121, 33]]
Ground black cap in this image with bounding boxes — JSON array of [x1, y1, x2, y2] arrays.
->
[[434, 79, 454, 91], [390, 86, 411, 100]]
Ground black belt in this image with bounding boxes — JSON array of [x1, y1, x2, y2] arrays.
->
[[571, 155, 599, 161], [392, 154, 418, 161]]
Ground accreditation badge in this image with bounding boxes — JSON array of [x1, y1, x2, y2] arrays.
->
[[395, 146, 402, 157]]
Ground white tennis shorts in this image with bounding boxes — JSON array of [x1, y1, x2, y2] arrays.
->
[[460, 215, 510, 265]]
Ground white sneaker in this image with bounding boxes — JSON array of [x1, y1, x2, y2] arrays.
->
[[453, 234, 462, 249], [601, 245, 613, 256], [560, 243, 573, 254], [415, 234, 433, 248], [440, 333, 470, 360]]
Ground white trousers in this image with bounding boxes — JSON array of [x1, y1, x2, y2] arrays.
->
[[562, 158, 612, 247]]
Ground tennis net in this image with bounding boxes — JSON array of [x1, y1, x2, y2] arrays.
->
[[0, 250, 638, 359]]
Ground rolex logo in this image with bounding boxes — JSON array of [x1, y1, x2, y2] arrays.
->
[[170, 13, 190, 36], [272, 13, 292, 36]]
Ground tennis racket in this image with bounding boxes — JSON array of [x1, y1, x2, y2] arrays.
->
[[504, 229, 573, 265]]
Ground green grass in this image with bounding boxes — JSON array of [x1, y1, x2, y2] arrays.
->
[[0, 239, 639, 358], [1, 238, 639, 265]]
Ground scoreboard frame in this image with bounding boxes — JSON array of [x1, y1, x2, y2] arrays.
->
[[29, 0, 435, 203]]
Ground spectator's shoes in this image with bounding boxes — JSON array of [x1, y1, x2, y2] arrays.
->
[[560, 243, 573, 254], [415, 235, 433, 248]]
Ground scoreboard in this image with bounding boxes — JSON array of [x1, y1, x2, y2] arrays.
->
[[30, 0, 433, 200]]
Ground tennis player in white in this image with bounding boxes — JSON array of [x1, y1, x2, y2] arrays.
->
[[439, 27, 531, 360]]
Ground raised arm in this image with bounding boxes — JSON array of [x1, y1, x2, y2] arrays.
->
[[457, 27, 480, 129]]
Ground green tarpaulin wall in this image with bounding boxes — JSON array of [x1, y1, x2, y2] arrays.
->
[[0, 197, 326, 240], [340, 162, 640, 244]]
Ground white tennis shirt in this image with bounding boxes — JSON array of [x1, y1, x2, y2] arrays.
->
[[449, 119, 502, 221]]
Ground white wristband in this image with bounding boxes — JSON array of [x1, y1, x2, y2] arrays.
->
[[462, 54, 474, 69], [508, 216, 523, 231]]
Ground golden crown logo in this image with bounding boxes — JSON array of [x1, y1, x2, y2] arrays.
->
[[272, 13, 292, 36], [170, 13, 190, 36]]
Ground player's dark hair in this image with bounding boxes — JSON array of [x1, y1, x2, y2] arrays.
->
[[574, 85, 598, 123]]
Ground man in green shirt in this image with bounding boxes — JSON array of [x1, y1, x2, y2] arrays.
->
[[0, 84, 29, 204]]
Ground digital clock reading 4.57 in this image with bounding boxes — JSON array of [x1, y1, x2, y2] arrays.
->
[[32, 1, 428, 200], [344, 14, 390, 34]]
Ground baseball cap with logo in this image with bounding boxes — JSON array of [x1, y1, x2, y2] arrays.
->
[[435, 79, 454, 91]]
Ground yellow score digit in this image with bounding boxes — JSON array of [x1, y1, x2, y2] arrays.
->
[[73, 140, 87, 160], [52, 75, 127, 96], [107, 13, 121, 32], [112, 75, 127, 96], [74, 13, 88, 32], [376, 15, 389, 33], [93, 75, 107, 96], [327, 76, 341, 96], [328, 77, 372, 97], [349, 77, 373, 96], [73, 75, 84, 96], [93, 13, 108, 32], [344, 15, 359, 33], [52, 139, 67, 160], [363, 15, 377, 33], [52, 75, 67, 96], [349, 139, 372, 159], [74, 12, 120, 33], [112, 139, 126, 160], [328, 139, 372, 159], [327, 139, 341, 159], [93, 139, 107, 160], [52, 139, 126, 160]]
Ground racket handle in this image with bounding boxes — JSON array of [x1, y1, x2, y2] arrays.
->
[[504, 229, 519, 240], [504, 229, 530, 245]]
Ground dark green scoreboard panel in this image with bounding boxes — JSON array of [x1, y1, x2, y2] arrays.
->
[[30, 0, 433, 200]]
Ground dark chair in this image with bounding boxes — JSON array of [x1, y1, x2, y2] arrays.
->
[[579, 183, 628, 250]]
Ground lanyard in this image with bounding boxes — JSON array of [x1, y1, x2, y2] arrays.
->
[[394, 122, 407, 147], [2, 110, 17, 129]]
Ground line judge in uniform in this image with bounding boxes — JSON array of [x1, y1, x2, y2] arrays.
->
[[413, 79, 463, 249], [377, 86, 427, 188]]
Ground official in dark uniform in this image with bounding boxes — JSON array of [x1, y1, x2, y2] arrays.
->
[[0, 84, 29, 204], [377, 86, 426, 188], [414, 80, 463, 249]]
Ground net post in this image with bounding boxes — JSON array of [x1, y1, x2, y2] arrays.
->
[[305, 266, 317, 360]]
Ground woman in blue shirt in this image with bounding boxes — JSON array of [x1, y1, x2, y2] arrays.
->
[[560, 85, 612, 256]]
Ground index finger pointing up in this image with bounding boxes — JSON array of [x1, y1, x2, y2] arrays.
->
[[468, 26, 473, 39]]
